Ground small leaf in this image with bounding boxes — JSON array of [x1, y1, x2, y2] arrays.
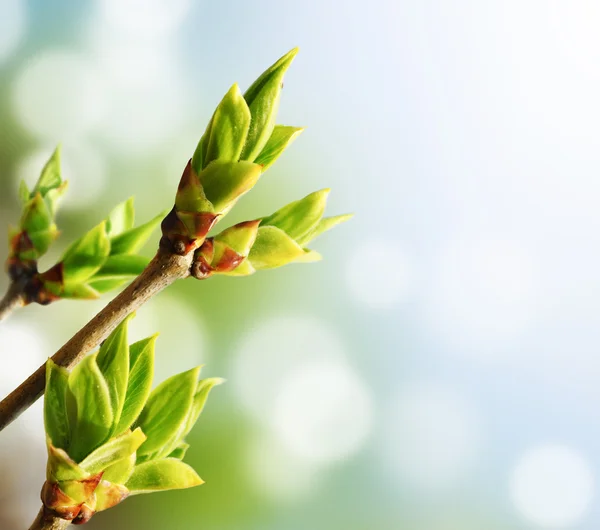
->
[[115, 335, 157, 435], [296, 213, 354, 246], [248, 225, 306, 269], [61, 222, 111, 283], [93, 255, 150, 280], [34, 146, 62, 196], [60, 282, 101, 300], [254, 125, 304, 171], [46, 439, 89, 482], [106, 198, 135, 236], [68, 353, 114, 462], [199, 160, 262, 213], [110, 211, 165, 255], [241, 48, 298, 162], [214, 220, 260, 256], [18, 180, 30, 203], [203, 84, 252, 166], [44, 359, 71, 450], [167, 442, 189, 460], [126, 458, 203, 494], [97, 316, 132, 433], [157, 377, 223, 459], [102, 453, 136, 485], [136, 367, 200, 457], [79, 428, 146, 475], [261, 189, 329, 242], [183, 378, 224, 439], [87, 278, 129, 294]]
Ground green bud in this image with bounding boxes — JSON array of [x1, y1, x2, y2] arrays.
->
[[200, 160, 262, 214], [192, 83, 252, 171], [241, 48, 298, 162], [243, 190, 351, 271], [261, 188, 330, 242], [248, 225, 319, 269], [254, 125, 304, 171]]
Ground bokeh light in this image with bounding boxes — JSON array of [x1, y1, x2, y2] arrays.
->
[[0, 0, 25, 63], [510, 444, 594, 528], [12, 51, 107, 140], [270, 358, 372, 464], [345, 239, 411, 310], [383, 383, 482, 490]]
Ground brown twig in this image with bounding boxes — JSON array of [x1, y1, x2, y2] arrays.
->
[[0, 278, 27, 322], [0, 248, 193, 432], [28, 508, 69, 530]]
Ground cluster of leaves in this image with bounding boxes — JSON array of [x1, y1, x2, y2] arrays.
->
[[193, 189, 353, 278], [7, 147, 67, 276], [43, 316, 221, 524], [163, 48, 351, 277], [162, 49, 304, 254], [6, 149, 163, 303], [38, 198, 164, 301]]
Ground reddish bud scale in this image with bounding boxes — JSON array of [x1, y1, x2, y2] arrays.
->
[[160, 207, 218, 255], [190, 238, 246, 279], [41, 472, 104, 524], [6, 231, 37, 280]]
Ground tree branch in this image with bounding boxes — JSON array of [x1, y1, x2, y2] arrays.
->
[[28, 508, 69, 530], [0, 248, 193, 432], [0, 278, 27, 322]]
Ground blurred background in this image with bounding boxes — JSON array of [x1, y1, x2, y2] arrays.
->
[[1, 0, 600, 529]]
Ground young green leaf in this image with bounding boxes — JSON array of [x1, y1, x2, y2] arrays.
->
[[203, 84, 252, 166], [79, 428, 146, 475], [254, 125, 304, 171], [87, 278, 129, 294], [261, 189, 330, 242], [34, 146, 62, 197], [156, 377, 224, 459], [68, 353, 114, 462], [102, 453, 136, 485], [93, 255, 150, 280], [241, 48, 298, 162], [18, 180, 30, 204], [61, 222, 111, 284], [97, 315, 132, 432], [167, 442, 190, 460], [115, 335, 157, 435], [199, 160, 262, 213], [44, 360, 71, 451], [295, 213, 354, 246], [183, 378, 224, 438], [125, 458, 203, 494], [60, 282, 101, 300], [135, 367, 200, 457], [106, 198, 135, 236], [46, 440, 89, 482], [248, 225, 307, 269], [109, 211, 165, 255]]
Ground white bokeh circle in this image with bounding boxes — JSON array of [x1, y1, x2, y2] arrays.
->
[[231, 316, 346, 420], [0, 0, 25, 63], [15, 142, 108, 208], [270, 358, 373, 464], [424, 238, 538, 355], [510, 444, 594, 528], [345, 239, 411, 310], [12, 51, 107, 139], [384, 383, 481, 489], [98, 0, 193, 39]]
